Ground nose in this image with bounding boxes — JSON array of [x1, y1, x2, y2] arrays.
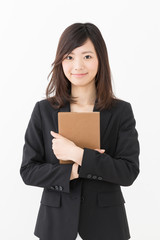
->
[[73, 59, 84, 70]]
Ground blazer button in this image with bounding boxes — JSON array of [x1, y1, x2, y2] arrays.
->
[[98, 176, 103, 180], [55, 185, 59, 190], [59, 186, 63, 191], [87, 174, 92, 178], [92, 175, 97, 179]]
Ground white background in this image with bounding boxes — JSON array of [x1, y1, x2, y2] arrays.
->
[[0, 0, 160, 239]]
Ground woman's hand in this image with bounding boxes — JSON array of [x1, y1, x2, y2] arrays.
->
[[50, 131, 77, 161], [70, 149, 106, 181], [94, 149, 105, 153], [50, 130, 105, 163], [70, 162, 79, 180]]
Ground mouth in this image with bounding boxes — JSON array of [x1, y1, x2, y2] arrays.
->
[[71, 73, 88, 77]]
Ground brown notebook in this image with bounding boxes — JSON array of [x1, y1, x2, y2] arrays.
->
[[58, 112, 100, 164]]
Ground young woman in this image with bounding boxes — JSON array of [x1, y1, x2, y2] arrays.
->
[[20, 22, 140, 240]]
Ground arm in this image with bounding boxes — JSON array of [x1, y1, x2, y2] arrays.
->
[[78, 103, 140, 186], [20, 102, 73, 193], [69, 137, 106, 180]]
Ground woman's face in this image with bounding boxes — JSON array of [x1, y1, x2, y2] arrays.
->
[[62, 39, 99, 87]]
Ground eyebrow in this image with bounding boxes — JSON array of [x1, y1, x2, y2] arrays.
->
[[70, 51, 94, 55]]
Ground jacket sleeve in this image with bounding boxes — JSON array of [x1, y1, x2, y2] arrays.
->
[[78, 103, 140, 186], [20, 102, 73, 193]]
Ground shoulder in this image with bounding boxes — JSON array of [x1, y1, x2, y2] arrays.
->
[[109, 98, 132, 113], [108, 99, 136, 124], [36, 98, 58, 112], [30, 99, 58, 119], [38, 98, 53, 107]]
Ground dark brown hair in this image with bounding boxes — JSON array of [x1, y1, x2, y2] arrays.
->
[[46, 22, 118, 110]]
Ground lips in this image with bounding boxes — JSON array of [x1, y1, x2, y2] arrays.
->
[[71, 73, 88, 77]]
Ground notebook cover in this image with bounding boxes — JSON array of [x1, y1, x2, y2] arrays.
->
[[58, 112, 100, 164]]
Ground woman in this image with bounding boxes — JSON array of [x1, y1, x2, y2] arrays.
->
[[20, 22, 140, 240]]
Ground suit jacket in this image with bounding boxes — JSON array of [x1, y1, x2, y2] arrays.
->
[[20, 98, 140, 240]]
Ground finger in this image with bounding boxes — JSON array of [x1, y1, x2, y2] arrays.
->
[[50, 130, 63, 139], [94, 149, 105, 153]]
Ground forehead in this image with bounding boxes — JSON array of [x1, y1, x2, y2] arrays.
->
[[71, 39, 96, 54]]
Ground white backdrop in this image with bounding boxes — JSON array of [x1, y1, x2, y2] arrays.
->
[[0, 0, 160, 239]]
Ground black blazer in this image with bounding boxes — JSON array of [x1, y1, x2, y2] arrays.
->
[[20, 98, 140, 240]]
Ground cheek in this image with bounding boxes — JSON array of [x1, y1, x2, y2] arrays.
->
[[62, 62, 70, 76], [89, 60, 98, 74]]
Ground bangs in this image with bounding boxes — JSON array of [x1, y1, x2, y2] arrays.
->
[[58, 25, 90, 59]]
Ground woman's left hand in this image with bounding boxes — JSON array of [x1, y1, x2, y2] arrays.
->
[[50, 131, 77, 161]]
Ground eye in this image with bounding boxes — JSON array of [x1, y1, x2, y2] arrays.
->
[[65, 55, 73, 60], [84, 55, 92, 59]]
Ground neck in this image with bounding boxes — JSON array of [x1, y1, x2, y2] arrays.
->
[[71, 83, 97, 106]]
